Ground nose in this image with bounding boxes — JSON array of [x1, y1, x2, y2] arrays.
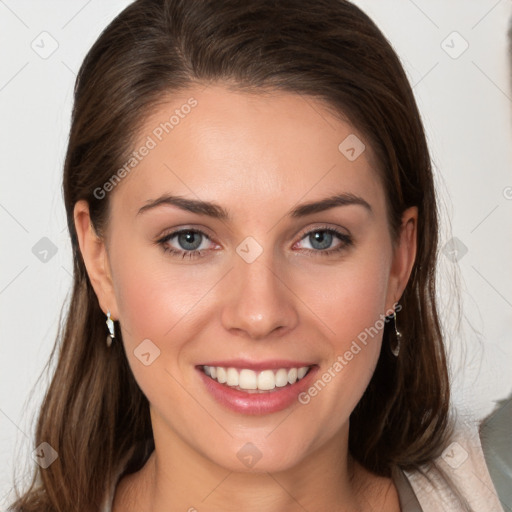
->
[[220, 250, 299, 340]]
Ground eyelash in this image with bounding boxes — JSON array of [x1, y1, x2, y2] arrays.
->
[[156, 226, 353, 260]]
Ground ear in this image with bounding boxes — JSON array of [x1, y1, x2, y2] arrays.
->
[[385, 206, 418, 311], [73, 200, 119, 320]]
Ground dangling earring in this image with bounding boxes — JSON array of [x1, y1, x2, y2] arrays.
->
[[106, 310, 115, 347], [390, 309, 402, 357]]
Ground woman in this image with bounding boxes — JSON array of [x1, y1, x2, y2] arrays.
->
[[8, 0, 503, 511]]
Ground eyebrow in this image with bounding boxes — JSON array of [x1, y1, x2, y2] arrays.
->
[[137, 192, 372, 219]]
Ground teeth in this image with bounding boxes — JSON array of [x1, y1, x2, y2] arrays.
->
[[297, 367, 308, 379], [203, 365, 311, 391], [217, 367, 227, 384], [275, 368, 289, 387], [240, 369, 258, 390], [226, 367, 239, 386], [257, 370, 275, 391]]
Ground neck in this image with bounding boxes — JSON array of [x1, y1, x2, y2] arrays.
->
[[113, 413, 397, 512]]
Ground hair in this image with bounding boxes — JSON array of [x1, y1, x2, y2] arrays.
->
[[9, 0, 453, 510]]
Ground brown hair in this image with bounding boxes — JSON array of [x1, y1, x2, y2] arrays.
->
[[9, 0, 452, 510]]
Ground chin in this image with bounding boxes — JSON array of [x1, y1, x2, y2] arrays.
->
[[198, 430, 315, 474]]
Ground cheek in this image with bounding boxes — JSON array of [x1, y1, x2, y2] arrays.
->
[[297, 245, 391, 349], [293, 246, 391, 421], [332, 261, 390, 344], [332, 255, 391, 371], [108, 236, 223, 398], [110, 232, 211, 345], [110, 247, 201, 411]]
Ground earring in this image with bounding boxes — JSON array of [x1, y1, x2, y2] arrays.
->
[[390, 309, 402, 357], [106, 310, 115, 347]]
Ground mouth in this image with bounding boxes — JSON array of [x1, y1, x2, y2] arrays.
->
[[196, 361, 319, 415], [200, 365, 312, 393]]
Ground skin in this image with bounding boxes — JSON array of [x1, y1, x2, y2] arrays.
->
[[74, 84, 417, 512]]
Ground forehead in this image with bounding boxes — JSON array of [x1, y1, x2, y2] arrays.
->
[[109, 84, 386, 220]]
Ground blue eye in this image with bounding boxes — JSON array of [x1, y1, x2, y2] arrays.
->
[[295, 227, 353, 256], [174, 231, 203, 251], [307, 231, 336, 250], [157, 229, 212, 259], [156, 226, 353, 260]]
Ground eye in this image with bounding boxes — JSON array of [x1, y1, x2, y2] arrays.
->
[[157, 229, 216, 259], [295, 226, 353, 256]]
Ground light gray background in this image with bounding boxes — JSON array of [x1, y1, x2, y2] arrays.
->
[[1, 0, 511, 507]]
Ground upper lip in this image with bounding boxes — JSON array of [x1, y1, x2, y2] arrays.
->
[[197, 359, 317, 371]]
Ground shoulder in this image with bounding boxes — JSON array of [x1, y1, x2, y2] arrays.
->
[[402, 415, 504, 512]]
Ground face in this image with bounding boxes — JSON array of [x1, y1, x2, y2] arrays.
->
[[76, 84, 416, 475]]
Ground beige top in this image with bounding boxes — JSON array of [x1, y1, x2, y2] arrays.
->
[[399, 419, 505, 511], [102, 419, 504, 512]]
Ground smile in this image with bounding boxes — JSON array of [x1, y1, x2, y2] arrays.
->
[[202, 365, 311, 393], [197, 362, 319, 415]]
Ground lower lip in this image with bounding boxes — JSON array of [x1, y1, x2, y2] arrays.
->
[[197, 366, 319, 415]]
